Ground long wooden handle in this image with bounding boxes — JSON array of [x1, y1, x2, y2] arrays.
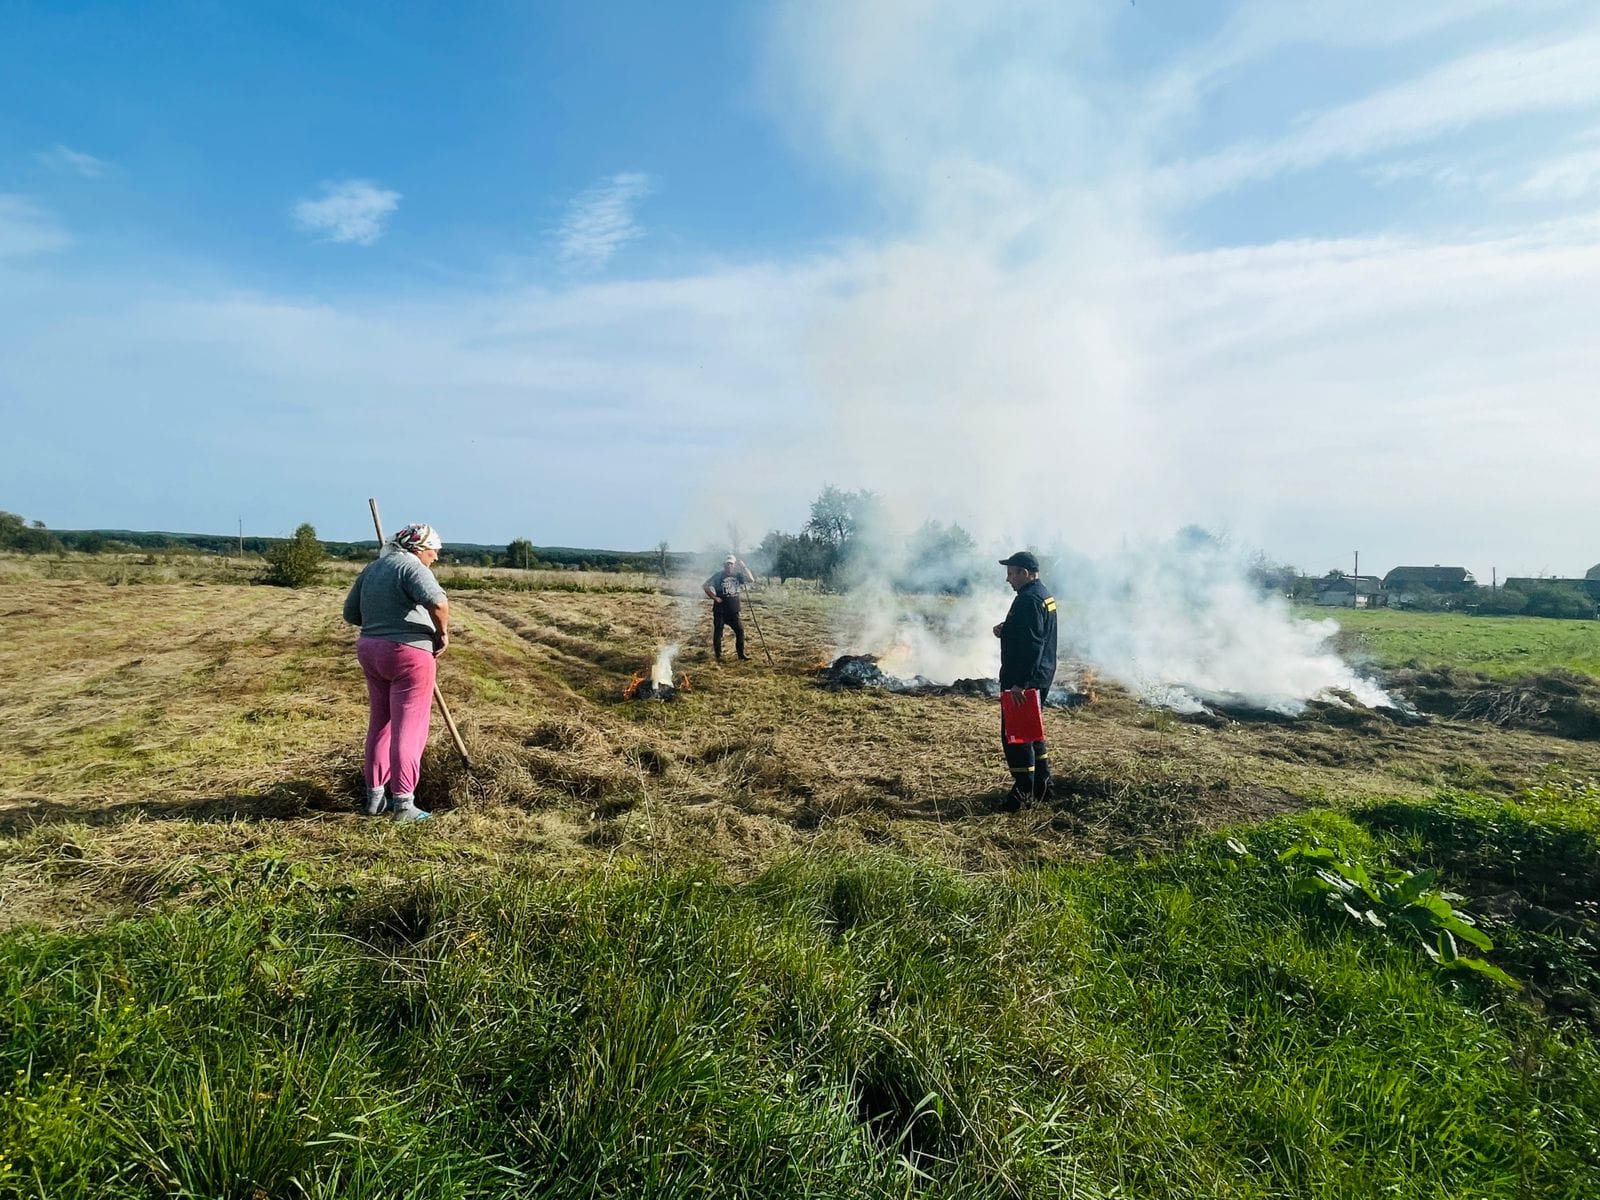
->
[[368, 497, 472, 768]]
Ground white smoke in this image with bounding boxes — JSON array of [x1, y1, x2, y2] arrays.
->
[[753, 3, 1396, 715], [1055, 536, 1393, 714], [827, 519, 1392, 713], [652, 642, 679, 688]]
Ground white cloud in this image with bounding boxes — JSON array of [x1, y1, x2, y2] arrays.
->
[[1520, 143, 1600, 200], [0, 195, 70, 258], [1164, 26, 1600, 199], [291, 179, 401, 246], [1363, 159, 1490, 191], [35, 144, 109, 178], [556, 172, 654, 270]]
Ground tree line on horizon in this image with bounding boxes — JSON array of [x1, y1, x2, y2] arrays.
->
[[7, 506, 1600, 618]]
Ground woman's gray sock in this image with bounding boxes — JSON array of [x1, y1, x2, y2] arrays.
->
[[391, 794, 430, 823], [363, 786, 387, 816]]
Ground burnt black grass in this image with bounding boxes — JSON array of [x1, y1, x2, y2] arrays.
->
[[4, 806, 1599, 1199]]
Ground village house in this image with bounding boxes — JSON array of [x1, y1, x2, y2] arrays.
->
[[1382, 566, 1475, 595], [1313, 574, 1386, 607]]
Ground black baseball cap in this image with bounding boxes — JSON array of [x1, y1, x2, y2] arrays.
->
[[999, 551, 1040, 571]]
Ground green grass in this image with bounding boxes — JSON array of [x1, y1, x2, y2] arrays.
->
[[4, 804, 1597, 1199], [1311, 607, 1600, 679]]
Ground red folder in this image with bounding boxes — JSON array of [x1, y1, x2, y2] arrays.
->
[[1001, 688, 1045, 744]]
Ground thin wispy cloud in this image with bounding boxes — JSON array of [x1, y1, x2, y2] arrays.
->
[[291, 179, 401, 246], [556, 172, 653, 270], [0, 195, 70, 258], [35, 144, 109, 178], [1520, 143, 1600, 200], [1164, 27, 1600, 200]]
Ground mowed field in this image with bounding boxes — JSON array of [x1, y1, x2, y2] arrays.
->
[[4, 561, 1600, 1198], [7, 572, 1600, 924]]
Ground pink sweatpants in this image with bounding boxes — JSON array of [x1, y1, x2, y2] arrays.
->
[[356, 637, 437, 797]]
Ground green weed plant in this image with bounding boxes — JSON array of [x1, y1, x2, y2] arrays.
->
[[1273, 839, 1516, 986]]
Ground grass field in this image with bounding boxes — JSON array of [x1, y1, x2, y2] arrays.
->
[[1313, 605, 1600, 679], [3, 559, 1599, 1197]]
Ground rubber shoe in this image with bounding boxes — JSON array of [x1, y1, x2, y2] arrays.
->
[[391, 800, 430, 823], [1034, 777, 1056, 806], [998, 785, 1030, 814]]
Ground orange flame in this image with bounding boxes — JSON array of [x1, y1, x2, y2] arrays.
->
[[622, 670, 648, 700], [677, 673, 691, 693]]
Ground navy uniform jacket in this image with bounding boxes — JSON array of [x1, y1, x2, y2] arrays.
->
[[999, 579, 1058, 691]]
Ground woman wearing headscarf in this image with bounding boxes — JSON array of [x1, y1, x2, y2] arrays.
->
[[342, 522, 450, 822]]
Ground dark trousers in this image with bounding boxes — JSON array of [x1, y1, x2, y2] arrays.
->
[[1001, 712, 1050, 797], [713, 601, 746, 659]]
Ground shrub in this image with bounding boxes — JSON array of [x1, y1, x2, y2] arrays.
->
[[1472, 585, 1528, 615], [1522, 583, 1594, 620], [261, 523, 325, 588]]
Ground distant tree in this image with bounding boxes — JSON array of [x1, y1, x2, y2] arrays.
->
[[1472, 585, 1527, 616], [0, 511, 63, 554], [1587, 563, 1600, 581], [805, 485, 866, 547], [1523, 583, 1594, 620], [1247, 551, 1298, 596], [772, 533, 833, 583], [262, 523, 325, 587], [899, 520, 980, 593], [656, 540, 671, 576], [78, 531, 105, 555], [725, 522, 744, 557], [506, 538, 538, 569], [1175, 525, 1226, 550]]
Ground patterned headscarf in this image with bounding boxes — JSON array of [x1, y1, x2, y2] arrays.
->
[[389, 523, 442, 555]]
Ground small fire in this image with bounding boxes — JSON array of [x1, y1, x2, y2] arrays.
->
[[1083, 670, 1098, 703], [623, 643, 690, 700], [876, 643, 915, 674]]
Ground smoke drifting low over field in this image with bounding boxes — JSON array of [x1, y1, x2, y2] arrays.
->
[[830, 521, 1391, 715]]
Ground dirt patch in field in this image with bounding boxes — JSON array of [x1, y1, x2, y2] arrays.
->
[[1386, 666, 1600, 741]]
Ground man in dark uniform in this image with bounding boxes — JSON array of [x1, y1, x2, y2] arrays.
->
[[703, 554, 758, 661], [992, 551, 1058, 811]]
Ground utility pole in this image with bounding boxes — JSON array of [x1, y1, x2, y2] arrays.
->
[[238, 518, 244, 556], [1353, 550, 1359, 608], [1492, 567, 1497, 592]]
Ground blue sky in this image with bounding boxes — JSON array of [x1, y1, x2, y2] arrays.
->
[[3, 0, 1599, 578]]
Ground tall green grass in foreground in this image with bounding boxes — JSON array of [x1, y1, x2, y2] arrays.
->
[[3, 803, 1597, 1199]]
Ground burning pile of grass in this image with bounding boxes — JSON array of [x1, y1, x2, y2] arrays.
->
[[622, 643, 691, 701], [1178, 689, 1425, 730], [622, 670, 691, 701], [816, 655, 1095, 708]]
